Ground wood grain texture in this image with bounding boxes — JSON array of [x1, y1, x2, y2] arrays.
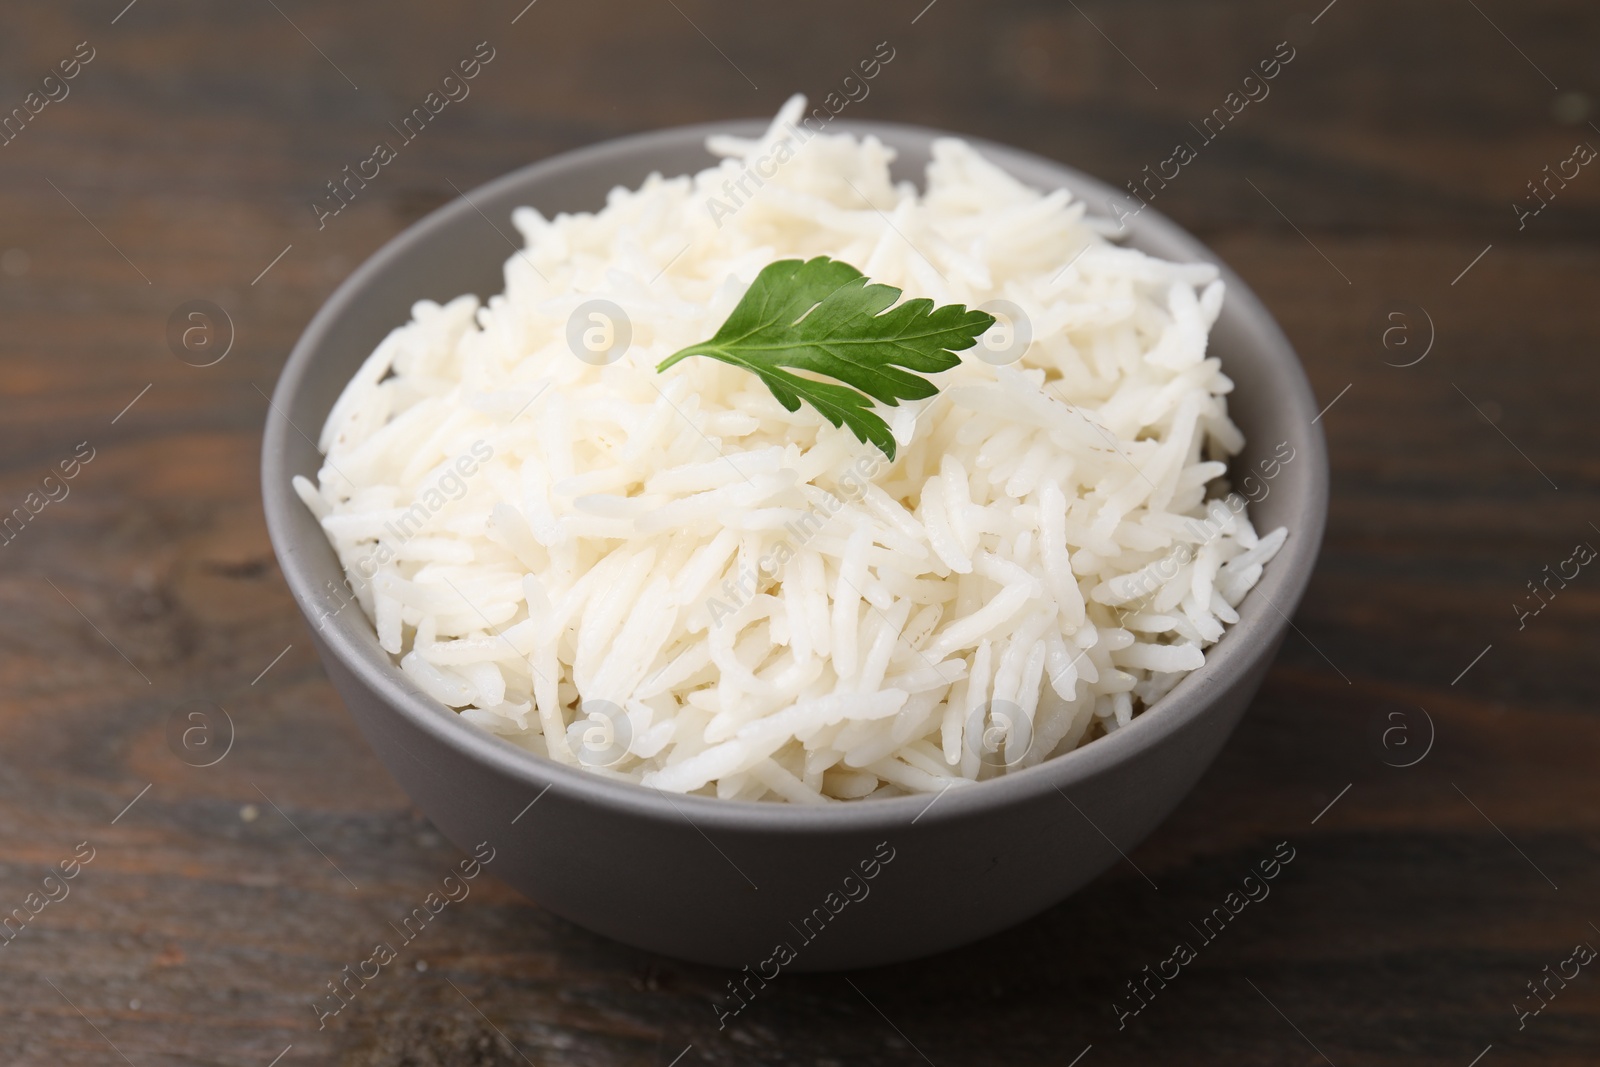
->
[[1, 0, 1597, 1064]]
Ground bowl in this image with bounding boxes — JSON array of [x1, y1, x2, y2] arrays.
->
[[262, 118, 1328, 971]]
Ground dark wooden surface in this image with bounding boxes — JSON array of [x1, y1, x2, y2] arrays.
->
[[3, 1, 1597, 1064]]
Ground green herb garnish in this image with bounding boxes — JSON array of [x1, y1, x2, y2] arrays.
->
[[656, 256, 994, 460]]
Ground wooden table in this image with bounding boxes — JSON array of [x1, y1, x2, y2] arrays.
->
[[2, 1, 1595, 1063]]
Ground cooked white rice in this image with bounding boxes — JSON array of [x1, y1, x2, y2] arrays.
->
[[295, 94, 1286, 802]]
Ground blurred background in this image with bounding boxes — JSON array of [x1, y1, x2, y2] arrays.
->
[[2, 1, 1596, 1064]]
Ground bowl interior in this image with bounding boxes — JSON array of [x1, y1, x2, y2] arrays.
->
[[262, 119, 1328, 830]]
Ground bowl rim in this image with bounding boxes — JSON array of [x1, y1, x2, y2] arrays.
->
[[262, 116, 1329, 834]]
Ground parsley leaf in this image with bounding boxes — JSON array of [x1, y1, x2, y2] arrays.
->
[[655, 256, 995, 460]]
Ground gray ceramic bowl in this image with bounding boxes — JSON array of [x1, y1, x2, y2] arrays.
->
[[263, 119, 1328, 971]]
